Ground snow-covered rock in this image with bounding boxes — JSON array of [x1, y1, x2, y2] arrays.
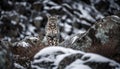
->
[[31, 46, 120, 69], [60, 15, 120, 63]]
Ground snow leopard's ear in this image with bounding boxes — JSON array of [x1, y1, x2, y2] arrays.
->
[[47, 15, 51, 20]]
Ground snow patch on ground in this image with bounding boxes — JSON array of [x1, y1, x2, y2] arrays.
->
[[14, 63, 26, 69], [17, 41, 30, 47]]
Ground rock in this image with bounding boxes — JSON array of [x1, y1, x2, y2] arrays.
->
[[58, 53, 83, 69], [33, 16, 43, 29], [14, 2, 31, 17], [32, 2, 44, 11], [31, 46, 120, 69], [0, 15, 23, 38], [60, 15, 120, 63], [85, 15, 120, 63], [0, 41, 13, 69], [0, 0, 14, 11]]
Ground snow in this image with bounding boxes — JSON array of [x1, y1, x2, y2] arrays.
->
[[74, 11, 81, 18], [59, 22, 64, 26], [73, 28, 86, 34], [44, 0, 61, 10], [44, 6, 50, 9], [28, 24, 36, 34], [15, 2, 27, 6], [64, 23, 72, 32], [71, 36, 78, 44], [62, 15, 67, 20], [66, 64, 91, 69], [11, 20, 17, 25], [8, 1, 13, 5], [25, 36, 39, 40], [34, 46, 84, 58], [51, 6, 61, 9], [96, 13, 104, 19], [20, 34, 24, 38], [111, 15, 120, 23], [65, 60, 91, 69], [35, 16, 43, 20], [61, 32, 70, 39], [81, 20, 91, 26], [66, 19, 72, 23], [78, 4, 95, 22], [26, 31, 31, 35], [20, 15, 27, 20], [17, 41, 30, 47], [14, 63, 25, 69], [62, 3, 72, 9], [2, 37, 11, 41]]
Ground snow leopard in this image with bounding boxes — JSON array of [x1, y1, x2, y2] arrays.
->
[[45, 15, 59, 46]]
